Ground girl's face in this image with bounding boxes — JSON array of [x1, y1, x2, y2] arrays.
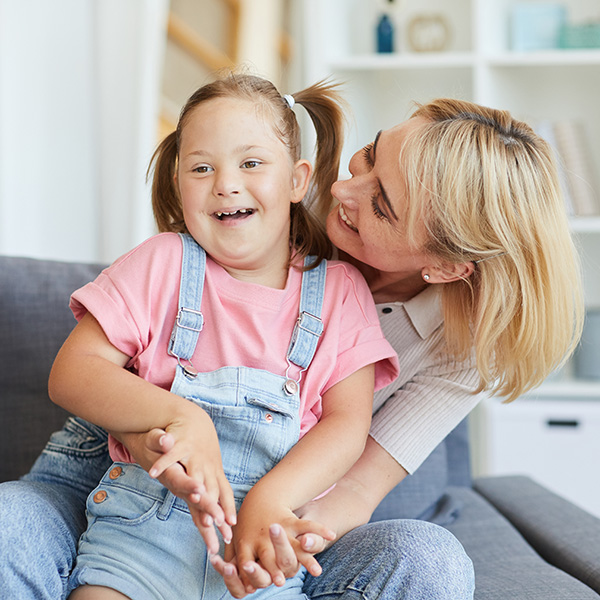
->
[[326, 117, 433, 279], [177, 97, 309, 286]]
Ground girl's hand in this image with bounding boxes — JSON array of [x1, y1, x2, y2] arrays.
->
[[119, 429, 203, 502], [119, 413, 237, 553], [210, 515, 334, 598], [232, 493, 335, 592], [155, 415, 236, 551]]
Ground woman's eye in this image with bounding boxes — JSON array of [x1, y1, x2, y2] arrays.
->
[[241, 160, 261, 169], [371, 194, 387, 221], [362, 143, 374, 167]]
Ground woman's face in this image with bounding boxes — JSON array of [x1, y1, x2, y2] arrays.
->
[[326, 117, 433, 277]]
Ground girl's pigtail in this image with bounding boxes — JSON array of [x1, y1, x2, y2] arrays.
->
[[293, 81, 347, 221], [147, 132, 185, 233]]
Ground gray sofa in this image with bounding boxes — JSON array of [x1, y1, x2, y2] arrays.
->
[[1, 254, 600, 599]]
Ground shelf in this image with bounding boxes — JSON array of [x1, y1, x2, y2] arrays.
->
[[486, 49, 600, 67], [569, 216, 600, 233], [526, 379, 600, 399], [327, 50, 600, 72], [329, 51, 476, 71]]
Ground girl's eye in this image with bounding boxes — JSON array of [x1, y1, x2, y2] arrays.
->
[[193, 165, 212, 174], [362, 143, 374, 167], [371, 194, 387, 221], [241, 160, 261, 169]]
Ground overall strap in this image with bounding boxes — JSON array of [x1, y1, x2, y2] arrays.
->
[[286, 256, 327, 371], [168, 234, 206, 374]]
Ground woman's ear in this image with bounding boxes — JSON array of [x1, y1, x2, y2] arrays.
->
[[291, 160, 312, 204], [422, 260, 475, 284]]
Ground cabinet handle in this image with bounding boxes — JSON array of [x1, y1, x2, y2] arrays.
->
[[546, 419, 579, 428]]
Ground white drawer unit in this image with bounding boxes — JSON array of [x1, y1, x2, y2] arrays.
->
[[472, 394, 600, 517]]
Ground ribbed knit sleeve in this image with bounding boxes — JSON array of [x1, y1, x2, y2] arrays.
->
[[370, 288, 481, 474]]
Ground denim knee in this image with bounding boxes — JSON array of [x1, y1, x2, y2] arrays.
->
[[304, 519, 474, 600], [0, 480, 88, 600]]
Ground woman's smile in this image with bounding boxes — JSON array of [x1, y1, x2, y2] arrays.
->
[[338, 204, 358, 232]]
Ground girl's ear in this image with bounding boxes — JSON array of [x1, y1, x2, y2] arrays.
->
[[422, 260, 475, 284], [291, 160, 312, 204]]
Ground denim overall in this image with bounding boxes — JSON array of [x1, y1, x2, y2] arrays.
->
[[71, 234, 327, 600]]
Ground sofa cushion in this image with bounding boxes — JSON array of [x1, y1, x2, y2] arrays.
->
[[0, 256, 104, 482], [474, 475, 600, 595], [445, 486, 600, 599]]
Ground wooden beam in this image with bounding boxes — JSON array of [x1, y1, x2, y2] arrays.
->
[[167, 12, 234, 71]]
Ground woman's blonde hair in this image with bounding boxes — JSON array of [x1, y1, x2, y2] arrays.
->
[[404, 99, 584, 401], [148, 72, 347, 267]]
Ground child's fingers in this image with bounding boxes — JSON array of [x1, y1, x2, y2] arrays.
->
[[238, 543, 285, 589], [195, 469, 236, 530], [192, 491, 226, 530], [266, 523, 325, 579], [189, 506, 221, 554], [290, 518, 337, 543], [217, 473, 237, 527], [141, 428, 171, 453], [217, 521, 233, 546], [255, 549, 286, 588], [157, 462, 205, 501], [148, 449, 185, 479], [268, 524, 300, 576], [240, 560, 276, 593], [210, 555, 253, 599], [295, 548, 324, 578], [157, 431, 176, 452]]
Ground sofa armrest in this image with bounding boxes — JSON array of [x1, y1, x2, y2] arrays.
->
[[474, 475, 600, 595]]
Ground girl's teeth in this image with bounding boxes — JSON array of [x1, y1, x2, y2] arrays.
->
[[216, 209, 252, 218]]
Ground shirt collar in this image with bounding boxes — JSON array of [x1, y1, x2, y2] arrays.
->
[[379, 285, 443, 340]]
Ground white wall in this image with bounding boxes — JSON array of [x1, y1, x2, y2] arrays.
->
[[0, 0, 168, 263]]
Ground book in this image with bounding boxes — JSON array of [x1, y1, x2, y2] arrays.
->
[[534, 119, 575, 216], [552, 120, 599, 216]]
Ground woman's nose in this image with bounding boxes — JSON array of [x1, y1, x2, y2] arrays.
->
[[331, 177, 359, 209]]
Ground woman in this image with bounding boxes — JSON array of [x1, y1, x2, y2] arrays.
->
[[196, 98, 582, 598], [0, 98, 583, 600]]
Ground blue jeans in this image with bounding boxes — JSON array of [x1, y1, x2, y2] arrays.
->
[[0, 418, 111, 599], [0, 418, 474, 599]]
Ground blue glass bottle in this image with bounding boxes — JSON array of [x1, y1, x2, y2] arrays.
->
[[377, 13, 394, 53]]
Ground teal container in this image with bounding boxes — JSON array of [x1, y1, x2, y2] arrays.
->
[[559, 23, 600, 49]]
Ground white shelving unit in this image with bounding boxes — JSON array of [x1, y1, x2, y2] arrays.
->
[[300, 0, 600, 506]]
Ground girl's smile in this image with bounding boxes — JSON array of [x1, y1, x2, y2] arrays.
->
[[176, 96, 310, 288], [213, 208, 254, 221]]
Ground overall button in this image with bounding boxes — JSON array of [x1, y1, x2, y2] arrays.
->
[[265, 413, 274, 423], [109, 466, 123, 480], [283, 379, 298, 395], [93, 490, 108, 503]]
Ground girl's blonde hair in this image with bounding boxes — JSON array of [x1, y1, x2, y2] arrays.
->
[[148, 72, 346, 267], [404, 99, 584, 401]]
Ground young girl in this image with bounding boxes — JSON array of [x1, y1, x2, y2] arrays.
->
[[48, 73, 399, 600]]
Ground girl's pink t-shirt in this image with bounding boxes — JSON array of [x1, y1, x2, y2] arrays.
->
[[70, 233, 399, 460]]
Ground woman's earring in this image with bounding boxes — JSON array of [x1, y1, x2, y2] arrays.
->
[[423, 273, 430, 282]]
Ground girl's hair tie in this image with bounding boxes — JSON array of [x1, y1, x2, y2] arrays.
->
[[283, 94, 295, 109]]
